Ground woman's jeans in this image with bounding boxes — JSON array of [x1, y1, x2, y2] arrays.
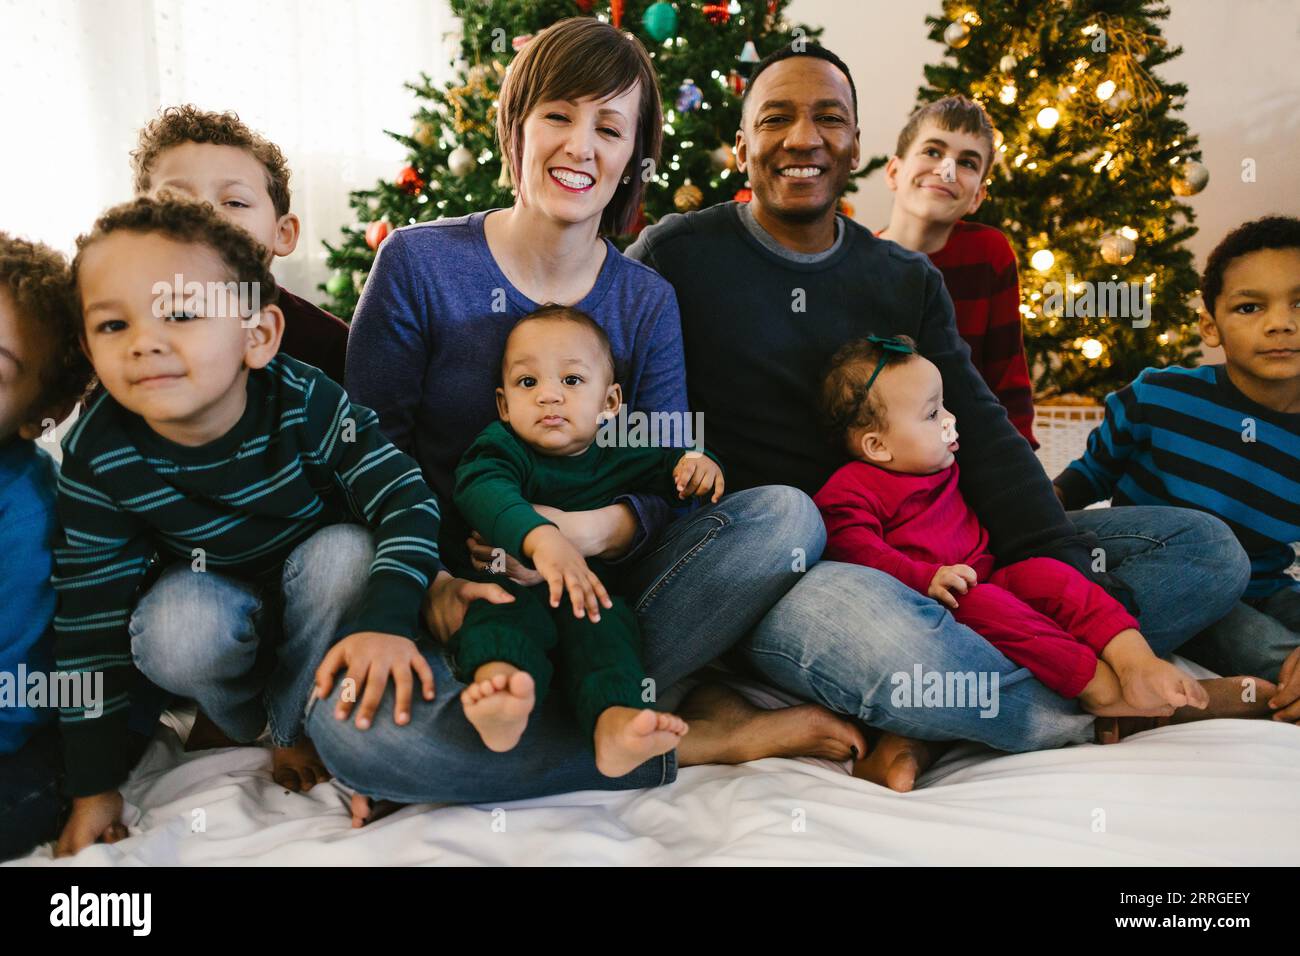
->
[[307, 486, 824, 803]]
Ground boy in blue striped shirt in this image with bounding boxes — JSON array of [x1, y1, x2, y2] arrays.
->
[[1055, 216, 1300, 724], [54, 197, 446, 855]]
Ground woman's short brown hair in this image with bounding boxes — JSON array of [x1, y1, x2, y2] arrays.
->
[[496, 17, 662, 236]]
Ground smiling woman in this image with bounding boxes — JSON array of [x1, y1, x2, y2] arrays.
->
[[327, 17, 861, 823]]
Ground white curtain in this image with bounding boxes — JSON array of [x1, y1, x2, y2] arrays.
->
[[0, 0, 462, 299]]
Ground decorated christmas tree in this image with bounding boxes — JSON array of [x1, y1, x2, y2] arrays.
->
[[321, 0, 823, 319], [871, 1, 1209, 401]]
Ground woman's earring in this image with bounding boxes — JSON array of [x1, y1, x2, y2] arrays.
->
[[622, 173, 632, 184]]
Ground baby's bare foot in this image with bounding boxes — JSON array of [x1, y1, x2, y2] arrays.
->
[[594, 707, 688, 778], [1117, 657, 1209, 715], [272, 736, 331, 792], [461, 664, 535, 752]]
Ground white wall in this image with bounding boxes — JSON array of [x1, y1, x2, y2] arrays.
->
[[787, 0, 1300, 270]]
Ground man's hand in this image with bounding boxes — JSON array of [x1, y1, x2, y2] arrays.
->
[[315, 631, 436, 730], [522, 524, 612, 621], [1269, 645, 1300, 723], [928, 564, 978, 610], [55, 790, 126, 858], [466, 530, 544, 585], [422, 570, 516, 644], [674, 452, 725, 503]]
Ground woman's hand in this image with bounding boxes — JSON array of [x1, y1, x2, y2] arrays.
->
[[532, 502, 637, 561], [422, 570, 516, 644], [55, 790, 127, 857], [315, 631, 436, 730], [466, 530, 545, 586]]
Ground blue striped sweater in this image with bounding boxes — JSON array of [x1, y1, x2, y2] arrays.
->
[[53, 355, 444, 795], [1056, 364, 1300, 599]]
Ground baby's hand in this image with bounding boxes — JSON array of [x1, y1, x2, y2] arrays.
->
[[523, 525, 613, 621], [315, 631, 436, 730], [55, 790, 127, 857], [928, 564, 978, 609], [674, 452, 725, 503]]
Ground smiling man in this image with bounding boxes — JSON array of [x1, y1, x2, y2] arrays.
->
[[627, 43, 1252, 789]]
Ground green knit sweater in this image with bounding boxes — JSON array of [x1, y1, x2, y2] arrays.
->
[[453, 420, 719, 565], [53, 355, 443, 795]]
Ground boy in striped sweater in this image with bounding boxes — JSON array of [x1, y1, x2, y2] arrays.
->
[[878, 95, 1038, 448], [1056, 216, 1300, 725], [54, 197, 445, 856]]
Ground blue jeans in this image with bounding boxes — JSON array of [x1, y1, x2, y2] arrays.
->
[[306, 486, 825, 804], [1181, 587, 1300, 683], [742, 506, 1250, 752], [129, 524, 375, 747]]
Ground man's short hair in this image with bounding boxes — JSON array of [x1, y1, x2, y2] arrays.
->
[[742, 43, 858, 123]]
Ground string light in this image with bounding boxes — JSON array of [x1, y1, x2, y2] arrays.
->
[[1080, 338, 1105, 360], [1036, 107, 1061, 129], [1096, 80, 1117, 100], [1031, 249, 1056, 271], [999, 84, 1017, 104]]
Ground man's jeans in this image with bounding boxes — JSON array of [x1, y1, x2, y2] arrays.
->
[[743, 506, 1251, 751], [129, 524, 374, 747], [1181, 586, 1300, 683], [307, 486, 825, 804]]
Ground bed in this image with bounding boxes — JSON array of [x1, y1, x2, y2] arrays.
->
[[10, 662, 1299, 866]]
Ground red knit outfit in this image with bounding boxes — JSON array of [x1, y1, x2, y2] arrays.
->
[[814, 460, 1138, 698]]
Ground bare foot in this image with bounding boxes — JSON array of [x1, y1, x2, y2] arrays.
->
[[593, 707, 688, 777], [185, 709, 241, 752], [461, 663, 535, 752], [1095, 676, 1280, 743], [851, 731, 943, 793], [349, 792, 406, 828], [675, 683, 868, 766], [1116, 656, 1210, 715], [272, 737, 331, 792]]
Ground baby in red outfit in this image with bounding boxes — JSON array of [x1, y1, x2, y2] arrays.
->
[[813, 335, 1209, 717]]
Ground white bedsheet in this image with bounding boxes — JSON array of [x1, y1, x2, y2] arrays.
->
[[11, 668, 1300, 867]]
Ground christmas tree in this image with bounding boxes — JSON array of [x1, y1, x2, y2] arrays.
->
[[869, 1, 1209, 401], [320, 0, 824, 319]]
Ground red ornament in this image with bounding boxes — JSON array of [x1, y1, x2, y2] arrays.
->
[[365, 220, 392, 250], [575, 0, 594, 10], [727, 69, 747, 95], [396, 165, 425, 195], [610, 0, 624, 28], [733, 187, 753, 203], [839, 199, 856, 218], [702, 3, 730, 24]]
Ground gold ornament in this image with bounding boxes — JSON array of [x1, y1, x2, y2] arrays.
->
[[1099, 232, 1136, 265], [1172, 160, 1209, 196], [709, 145, 736, 172], [448, 145, 476, 177], [943, 20, 971, 48], [674, 182, 703, 212], [414, 122, 437, 148], [445, 61, 505, 137]]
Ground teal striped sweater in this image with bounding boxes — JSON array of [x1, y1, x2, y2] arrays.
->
[[54, 355, 443, 795]]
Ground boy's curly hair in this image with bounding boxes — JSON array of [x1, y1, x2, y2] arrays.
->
[[72, 196, 279, 319], [1202, 215, 1300, 316], [0, 232, 94, 415], [820, 334, 919, 450], [131, 105, 292, 217], [895, 94, 996, 176]]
